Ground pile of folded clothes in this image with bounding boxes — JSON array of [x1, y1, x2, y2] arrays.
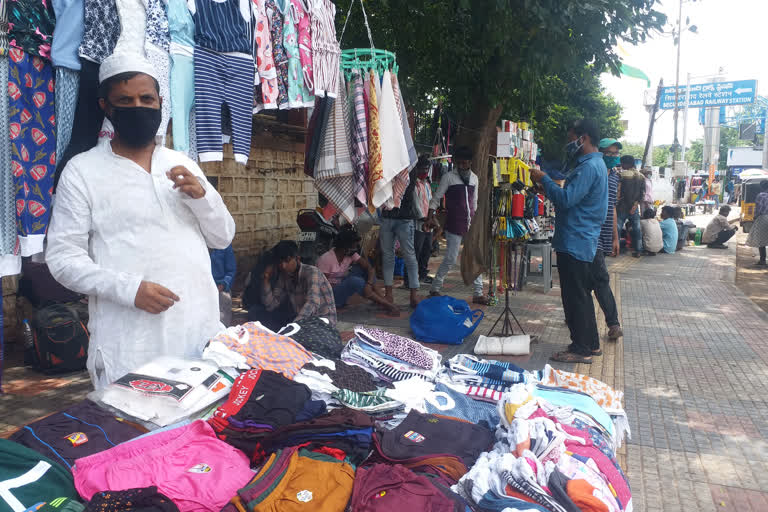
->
[[3, 319, 633, 512]]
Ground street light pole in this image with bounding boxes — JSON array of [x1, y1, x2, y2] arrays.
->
[[672, 0, 683, 162]]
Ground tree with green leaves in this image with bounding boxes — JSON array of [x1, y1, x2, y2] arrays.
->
[[337, 0, 666, 175]]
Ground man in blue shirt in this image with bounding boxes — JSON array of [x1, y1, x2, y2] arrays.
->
[[531, 119, 607, 364]]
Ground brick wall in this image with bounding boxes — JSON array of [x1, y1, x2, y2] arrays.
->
[[200, 117, 314, 286]]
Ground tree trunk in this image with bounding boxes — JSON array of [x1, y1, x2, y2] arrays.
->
[[457, 100, 503, 288]]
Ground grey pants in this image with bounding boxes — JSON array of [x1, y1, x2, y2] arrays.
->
[[430, 231, 483, 296]]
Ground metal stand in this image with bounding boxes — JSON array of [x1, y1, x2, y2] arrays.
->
[[487, 286, 526, 337], [487, 243, 527, 337]]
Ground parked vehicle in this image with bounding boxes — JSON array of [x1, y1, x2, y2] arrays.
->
[[296, 209, 338, 264], [740, 172, 768, 233]]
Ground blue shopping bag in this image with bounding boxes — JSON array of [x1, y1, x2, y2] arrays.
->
[[410, 296, 484, 345]]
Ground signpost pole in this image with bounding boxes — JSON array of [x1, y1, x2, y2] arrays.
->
[[762, 109, 768, 169], [682, 72, 691, 161], [672, 0, 683, 161]]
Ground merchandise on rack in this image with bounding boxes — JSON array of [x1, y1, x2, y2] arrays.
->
[[5, 318, 634, 512], [0, 0, 343, 280]]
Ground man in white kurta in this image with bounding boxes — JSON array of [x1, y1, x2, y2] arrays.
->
[[46, 53, 235, 389]]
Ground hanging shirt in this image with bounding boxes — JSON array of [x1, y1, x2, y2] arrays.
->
[[51, 0, 84, 69], [78, 0, 120, 63], [167, 0, 195, 56], [46, 142, 235, 389], [8, 0, 56, 59], [191, 0, 251, 55]]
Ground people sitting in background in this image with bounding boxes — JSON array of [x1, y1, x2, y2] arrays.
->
[[639, 208, 663, 255], [702, 206, 738, 249], [210, 244, 236, 326], [616, 155, 645, 258], [261, 240, 337, 326], [659, 206, 679, 254], [317, 229, 399, 314], [673, 206, 695, 251], [746, 180, 768, 266], [242, 247, 295, 331]]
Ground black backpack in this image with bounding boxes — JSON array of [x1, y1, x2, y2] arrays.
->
[[31, 303, 89, 373]]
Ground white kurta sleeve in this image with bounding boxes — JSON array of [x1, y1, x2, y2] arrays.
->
[[180, 163, 236, 249], [46, 168, 143, 308]]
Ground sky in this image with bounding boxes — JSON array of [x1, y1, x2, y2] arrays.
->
[[600, 0, 768, 149]]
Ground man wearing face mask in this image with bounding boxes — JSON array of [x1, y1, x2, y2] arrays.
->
[[530, 120, 608, 364], [427, 145, 489, 304], [594, 138, 623, 341], [46, 53, 236, 389]]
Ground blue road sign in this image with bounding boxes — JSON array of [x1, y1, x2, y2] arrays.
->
[[660, 80, 757, 109]]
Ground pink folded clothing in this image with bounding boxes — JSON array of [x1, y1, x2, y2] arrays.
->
[[72, 420, 253, 512]]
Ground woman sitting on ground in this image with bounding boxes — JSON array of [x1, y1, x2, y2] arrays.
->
[[746, 180, 768, 266], [317, 229, 399, 315], [639, 208, 663, 255], [659, 206, 679, 254]]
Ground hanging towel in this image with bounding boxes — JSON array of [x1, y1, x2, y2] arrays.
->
[[373, 70, 410, 208], [387, 72, 417, 207], [349, 71, 369, 205], [314, 69, 357, 222], [366, 70, 384, 210]]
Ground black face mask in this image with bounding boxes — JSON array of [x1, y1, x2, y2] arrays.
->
[[108, 105, 161, 148]]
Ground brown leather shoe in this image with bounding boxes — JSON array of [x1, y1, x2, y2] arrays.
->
[[608, 325, 623, 340]]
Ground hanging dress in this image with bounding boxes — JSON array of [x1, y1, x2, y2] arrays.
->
[[265, 0, 288, 108], [252, 0, 278, 111], [290, 0, 313, 106], [366, 70, 383, 210], [280, 0, 303, 109], [310, 0, 339, 97]]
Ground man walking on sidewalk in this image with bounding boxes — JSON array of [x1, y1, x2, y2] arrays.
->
[[531, 120, 607, 364], [426, 146, 489, 304], [596, 138, 623, 341]]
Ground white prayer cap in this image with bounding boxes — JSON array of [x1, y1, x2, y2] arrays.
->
[[99, 51, 158, 85]]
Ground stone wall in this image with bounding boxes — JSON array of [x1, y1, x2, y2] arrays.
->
[[200, 115, 314, 287]]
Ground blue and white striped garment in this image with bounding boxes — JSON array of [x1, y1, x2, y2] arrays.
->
[[192, 0, 252, 54], [194, 46, 255, 164], [598, 168, 620, 254]]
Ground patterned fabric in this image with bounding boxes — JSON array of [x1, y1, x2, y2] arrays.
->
[[310, 0, 338, 97], [388, 73, 410, 208], [366, 70, 383, 209], [8, 48, 55, 256], [302, 359, 379, 392], [746, 211, 768, 248], [501, 457, 568, 512], [598, 168, 620, 253], [83, 487, 179, 512], [332, 388, 401, 413], [355, 326, 433, 369], [262, 263, 337, 325], [290, 0, 312, 95], [755, 191, 768, 217], [0, 56, 15, 255], [348, 71, 367, 203], [54, 66, 78, 161], [265, 0, 287, 107], [540, 364, 624, 414], [252, 0, 277, 111], [79, 0, 120, 63], [145, 0, 171, 51], [209, 322, 313, 378], [281, 0, 309, 108], [113, 0, 147, 55], [0, 0, 9, 55], [8, 0, 56, 59], [278, 316, 343, 359], [145, 43, 171, 143], [314, 68, 356, 222]]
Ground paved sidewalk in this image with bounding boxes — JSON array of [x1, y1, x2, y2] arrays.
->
[[3, 233, 768, 511]]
